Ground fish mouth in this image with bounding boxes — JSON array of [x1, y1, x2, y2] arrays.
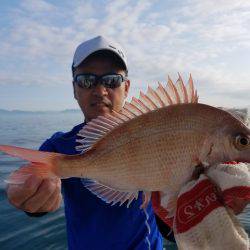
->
[[224, 161, 249, 165], [235, 156, 250, 164]]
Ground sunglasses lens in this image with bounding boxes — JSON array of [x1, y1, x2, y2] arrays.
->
[[75, 74, 125, 89], [102, 75, 123, 88], [76, 75, 96, 88]]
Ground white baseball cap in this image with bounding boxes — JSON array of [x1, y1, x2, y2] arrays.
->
[[72, 36, 128, 70]]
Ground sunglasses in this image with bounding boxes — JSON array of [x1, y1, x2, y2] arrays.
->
[[74, 73, 127, 89]]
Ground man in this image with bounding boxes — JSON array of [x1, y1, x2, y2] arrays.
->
[[6, 36, 247, 249], [7, 36, 166, 249]]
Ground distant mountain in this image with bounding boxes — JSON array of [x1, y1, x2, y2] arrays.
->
[[61, 109, 81, 113], [0, 109, 10, 114], [0, 109, 81, 114]]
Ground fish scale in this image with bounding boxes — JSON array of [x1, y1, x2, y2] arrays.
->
[[72, 104, 235, 192]]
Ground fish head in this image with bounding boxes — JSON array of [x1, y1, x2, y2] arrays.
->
[[203, 108, 250, 165], [216, 118, 250, 164]]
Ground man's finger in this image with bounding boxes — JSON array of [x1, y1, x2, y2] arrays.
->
[[45, 192, 62, 212], [7, 175, 43, 208], [21, 178, 58, 213], [51, 193, 63, 212], [37, 180, 62, 212]]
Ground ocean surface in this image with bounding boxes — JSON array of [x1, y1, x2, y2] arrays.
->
[[0, 111, 249, 250]]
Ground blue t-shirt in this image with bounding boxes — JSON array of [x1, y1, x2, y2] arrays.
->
[[40, 123, 163, 250]]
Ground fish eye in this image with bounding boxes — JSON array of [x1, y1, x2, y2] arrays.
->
[[234, 134, 249, 149]]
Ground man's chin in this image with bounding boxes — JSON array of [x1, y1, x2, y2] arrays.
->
[[93, 106, 111, 117]]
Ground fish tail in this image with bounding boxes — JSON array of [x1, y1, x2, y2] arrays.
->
[[0, 145, 63, 184]]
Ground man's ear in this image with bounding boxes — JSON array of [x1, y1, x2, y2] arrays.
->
[[124, 80, 130, 98]]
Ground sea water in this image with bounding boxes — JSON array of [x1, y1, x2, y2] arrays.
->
[[0, 111, 249, 249]]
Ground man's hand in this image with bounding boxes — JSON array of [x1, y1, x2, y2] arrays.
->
[[6, 166, 62, 213]]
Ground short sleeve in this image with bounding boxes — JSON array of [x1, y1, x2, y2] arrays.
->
[[39, 139, 56, 152], [39, 132, 64, 153]]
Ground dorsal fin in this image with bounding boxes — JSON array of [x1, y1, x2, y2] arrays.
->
[[167, 76, 181, 103], [76, 74, 199, 153], [176, 73, 188, 103]]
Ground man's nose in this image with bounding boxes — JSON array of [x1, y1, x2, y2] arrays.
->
[[92, 84, 108, 96]]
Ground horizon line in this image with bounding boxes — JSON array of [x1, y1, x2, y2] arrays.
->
[[0, 108, 81, 113]]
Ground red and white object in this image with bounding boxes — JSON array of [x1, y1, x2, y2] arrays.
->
[[152, 163, 250, 250]]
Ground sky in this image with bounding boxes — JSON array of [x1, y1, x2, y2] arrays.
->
[[0, 0, 250, 111]]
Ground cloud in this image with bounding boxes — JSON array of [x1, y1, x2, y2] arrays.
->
[[20, 0, 56, 12], [0, 0, 250, 108]]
